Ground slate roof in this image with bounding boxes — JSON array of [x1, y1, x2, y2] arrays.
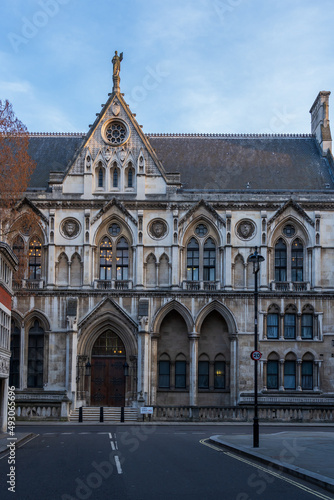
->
[[148, 135, 334, 190], [27, 134, 85, 188], [26, 133, 334, 191]]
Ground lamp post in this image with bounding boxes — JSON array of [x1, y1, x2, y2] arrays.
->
[[248, 246, 264, 448]]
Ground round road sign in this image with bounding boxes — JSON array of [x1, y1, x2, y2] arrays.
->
[[251, 350, 262, 361]]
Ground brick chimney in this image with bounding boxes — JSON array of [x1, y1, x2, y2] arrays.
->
[[310, 91, 332, 155]]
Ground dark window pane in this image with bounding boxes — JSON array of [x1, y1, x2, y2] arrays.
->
[[284, 314, 296, 339], [198, 361, 209, 389], [275, 238, 287, 282], [284, 360, 296, 389], [175, 361, 186, 388], [291, 238, 303, 282], [301, 314, 313, 339], [267, 313, 279, 339], [267, 360, 278, 389], [159, 360, 170, 388], [214, 361, 225, 389], [302, 361, 313, 390], [187, 238, 200, 281]]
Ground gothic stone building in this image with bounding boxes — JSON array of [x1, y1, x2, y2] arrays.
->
[[7, 66, 334, 420]]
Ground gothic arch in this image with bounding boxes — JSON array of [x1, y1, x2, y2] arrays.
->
[[195, 300, 238, 335], [152, 300, 194, 334], [23, 309, 51, 332]]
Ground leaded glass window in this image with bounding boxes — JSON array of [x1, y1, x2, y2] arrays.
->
[[29, 238, 42, 280], [284, 313, 296, 339], [116, 237, 129, 280], [203, 238, 216, 281], [198, 361, 209, 389], [99, 238, 112, 280], [159, 360, 170, 388], [284, 360, 296, 389], [291, 238, 303, 281], [267, 313, 279, 339], [301, 361, 313, 390], [275, 238, 287, 281], [187, 238, 199, 281], [267, 360, 279, 389], [214, 361, 225, 389], [175, 360, 186, 388], [301, 314, 313, 339]]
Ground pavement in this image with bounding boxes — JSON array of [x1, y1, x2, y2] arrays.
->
[[1, 425, 333, 495], [210, 430, 334, 494]]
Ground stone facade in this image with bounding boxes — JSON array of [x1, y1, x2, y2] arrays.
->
[[5, 71, 334, 420]]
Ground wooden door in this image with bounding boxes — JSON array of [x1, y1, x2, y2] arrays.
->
[[91, 357, 126, 407]]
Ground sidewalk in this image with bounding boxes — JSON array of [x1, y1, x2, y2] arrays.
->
[[210, 431, 334, 494]]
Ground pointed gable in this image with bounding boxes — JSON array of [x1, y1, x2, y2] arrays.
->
[[179, 199, 225, 227], [267, 199, 314, 227]]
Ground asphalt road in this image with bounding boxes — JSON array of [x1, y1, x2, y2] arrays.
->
[[0, 424, 333, 500]]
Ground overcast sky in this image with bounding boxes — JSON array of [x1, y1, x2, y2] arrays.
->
[[0, 0, 333, 134]]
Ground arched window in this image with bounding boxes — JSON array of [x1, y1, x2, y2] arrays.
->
[[28, 319, 44, 388], [267, 305, 280, 339], [158, 355, 170, 388], [284, 305, 297, 339], [275, 238, 287, 281], [301, 314, 313, 339], [291, 238, 303, 281], [98, 166, 104, 188], [99, 237, 112, 280], [187, 238, 199, 281], [9, 321, 20, 387], [116, 237, 129, 280], [267, 353, 279, 389], [198, 355, 209, 389], [127, 164, 134, 188], [214, 357, 225, 389], [203, 238, 216, 281], [301, 356, 313, 390], [29, 237, 42, 280], [284, 355, 296, 389], [113, 167, 118, 188], [175, 354, 186, 389]]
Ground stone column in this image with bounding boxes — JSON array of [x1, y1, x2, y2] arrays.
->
[[262, 361, 267, 391], [229, 334, 238, 405], [188, 332, 199, 406], [279, 359, 284, 391], [297, 359, 302, 391], [279, 314, 284, 340], [224, 246, 232, 290], [314, 360, 321, 391], [313, 247, 322, 290], [297, 313, 302, 340], [150, 335, 159, 405], [137, 321, 150, 404]]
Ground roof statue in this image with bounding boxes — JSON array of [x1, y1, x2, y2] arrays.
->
[[112, 50, 123, 93]]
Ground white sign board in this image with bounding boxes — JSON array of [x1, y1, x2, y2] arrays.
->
[[140, 406, 153, 414]]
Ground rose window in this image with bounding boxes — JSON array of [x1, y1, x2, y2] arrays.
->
[[105, 121, 127, 145]]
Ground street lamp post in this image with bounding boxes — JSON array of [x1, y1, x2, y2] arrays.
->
[[248, 246, 264, 448]]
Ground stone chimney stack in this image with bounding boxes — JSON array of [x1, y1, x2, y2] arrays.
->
[[310, 91, 332, 155]]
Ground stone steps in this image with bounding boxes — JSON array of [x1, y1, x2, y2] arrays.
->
[[69, 407, 138, 422]]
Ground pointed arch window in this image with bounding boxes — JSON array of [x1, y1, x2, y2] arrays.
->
[[301, 360, 313, 390], [284, 359, 296, 389], [175, 355, 187, 389], [203, 237, 216, 281], [301, 314, 313, 339], [113, 167, 118, 188], [159, 357, 170, 388], [116, 237, 129, 280], [267, 313, 279, 339], [127, 167, 133, 188], [275, 238, 287, 281], [28, 320, 44, 388], [99, 237, 112, 280], [187, 238, 199, 281], [29, 237, 42, 280], [291, 238, 303, 281], [98, 166, 104, 188], [267, 359, 279, 389], [214, 360, 225, 389]]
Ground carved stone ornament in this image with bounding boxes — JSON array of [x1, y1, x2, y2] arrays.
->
[[60, 218, 81, 239], [112, 102, 121, 116], [148, 219, 168, 239], [236, 219, 256, 240], [0, 355, 10, 376]]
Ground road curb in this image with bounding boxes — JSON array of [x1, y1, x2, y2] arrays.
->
[[0, 433, 36, 457], [209, 435, 334, 494]]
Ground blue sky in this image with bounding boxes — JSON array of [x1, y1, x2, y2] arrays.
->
[[0, 0, 333, 134]]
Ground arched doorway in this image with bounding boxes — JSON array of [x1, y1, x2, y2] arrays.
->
[[91, 330, 126, 407]]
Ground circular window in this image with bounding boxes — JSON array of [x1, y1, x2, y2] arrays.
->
[[103, 120, 129, 146], [283, 224, 295, 237], [195, 224, 208, 237], [108, 223, 121, 236]]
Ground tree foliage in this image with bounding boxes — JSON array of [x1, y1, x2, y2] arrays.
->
[[0, 100, 36, 236]]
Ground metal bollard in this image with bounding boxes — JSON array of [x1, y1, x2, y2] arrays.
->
[[121, 407, 125, 423], [79, 406, 83, 423], [100, 406, 104, 423]]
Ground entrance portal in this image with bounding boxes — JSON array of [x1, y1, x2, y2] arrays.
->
[[90, 330, 126, 407]]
